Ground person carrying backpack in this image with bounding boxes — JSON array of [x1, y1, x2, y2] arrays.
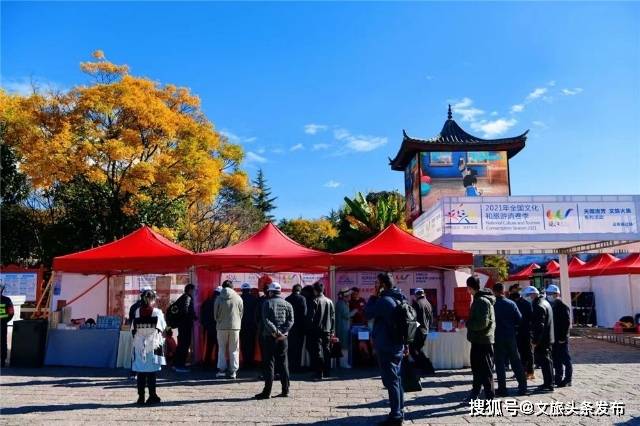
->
[[364, 273, 407, 426]]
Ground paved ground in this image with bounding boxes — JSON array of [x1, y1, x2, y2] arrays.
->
[[1, 336, 639, 425]]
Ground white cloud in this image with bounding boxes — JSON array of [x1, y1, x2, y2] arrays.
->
[[471, 118, 517, 138], [526, 87, 548, 101], [220, 129, 257, 144], [1, 77, 65, 96], [451, 97, 484, 122], [312, 143, 330, 151], [245, 151, 267, 164], [490, 111, 499, 116], [290, 143, 304, 152], [271, 148, 284, 154], [532, 120, 548, 128], [511, 104, 525, 113], [256, 148, 266, 154], [332, 128, 387, 152], [425, 75, 434, 80], [304, 124, 328, 135], [324, 180, 341, 188], [547, 80, 556, 87], [561, 88, 583, 96]]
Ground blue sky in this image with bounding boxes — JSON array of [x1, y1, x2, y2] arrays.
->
[[3, 2, 639, 220]]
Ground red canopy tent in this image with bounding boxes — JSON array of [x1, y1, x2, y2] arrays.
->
[[52, 226, 194, 274], [546, 257, 584, 278], [599, 253, 640, 276], [507, 263, 540, 281], [545, 260, 560, 275], [572, 253, 619, 278], [332, 224, 472, 270], [195, 223, 331, 272]]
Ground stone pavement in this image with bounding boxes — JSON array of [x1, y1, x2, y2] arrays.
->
[[1, 336, 639, 425]]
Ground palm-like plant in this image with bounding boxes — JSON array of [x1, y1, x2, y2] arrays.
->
[[342, 191, 407, 236]]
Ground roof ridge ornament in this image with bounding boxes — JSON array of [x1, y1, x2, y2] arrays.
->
[[447, 104, 452, 120]]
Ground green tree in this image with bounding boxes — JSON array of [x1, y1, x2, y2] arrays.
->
[[251, 168, 277, 222], [328, 191, 407, 252], [278, 218, 338, 250], [483, 255, 510, 281]]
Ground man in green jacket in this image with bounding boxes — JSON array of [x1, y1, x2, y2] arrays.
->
[[465, 276, 496, 401]]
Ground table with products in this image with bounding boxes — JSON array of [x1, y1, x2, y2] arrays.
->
[[44, 328, 120, 368], [421, 329, 471, 369]]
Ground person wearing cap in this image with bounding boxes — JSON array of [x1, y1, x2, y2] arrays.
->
[[129, 286, 153, 325], [215, 280, 244, 379], [410, 288, 434, 375], [240, 283, 258, 369], [255, 282, 294, 400], [285, 283, 307, 373], [131, 289, 166, 405], [465, 275, 496, 401], [522, 286, 555, 393], [0, 282, 14, 368], [508, 283, 535, 380], [201, 286, 222, 370], [492, 283, 528, 396], [546, 284, 572, 387], [306, 281, 335, 381], [335, 287, 352, 368]]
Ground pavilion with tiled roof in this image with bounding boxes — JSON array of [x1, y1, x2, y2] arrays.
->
[[389, 105, 529, 171]]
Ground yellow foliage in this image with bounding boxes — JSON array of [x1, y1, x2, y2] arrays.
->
[[2, 52, 245, 216]]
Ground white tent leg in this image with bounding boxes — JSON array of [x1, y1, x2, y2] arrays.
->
[[558, 253, 572, 328]]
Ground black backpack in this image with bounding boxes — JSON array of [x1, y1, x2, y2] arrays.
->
[[166, 297, 185, 328], [392, 298, 419, 344]]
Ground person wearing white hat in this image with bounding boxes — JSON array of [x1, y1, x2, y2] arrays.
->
[[523, 286, 555, 393], [255, 282, 294, 400], [240, 283, 259, 369], [546, 284, 572, 387]]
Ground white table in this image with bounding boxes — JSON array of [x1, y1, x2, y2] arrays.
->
[[422, 329, 471, 369], [116, 331, 133, 368]]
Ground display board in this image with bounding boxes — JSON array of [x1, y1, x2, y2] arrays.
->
[[0, 272, 38, 301], [444, 200, 637, 235], [122, 274, 190, 319], [335, 270, 442, 299], [219, 272, 327, 292]]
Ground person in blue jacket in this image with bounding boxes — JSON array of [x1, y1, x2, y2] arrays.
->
[[364, 273, 405, 426]]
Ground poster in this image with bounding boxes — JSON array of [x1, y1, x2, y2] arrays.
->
[[419, 150, 509, 212], [413, 206, 443, 242], [0, 272, 38, 301], [334, 270, 443, 300], [219, 272, 327, 293], [404, 154, 421, 221]]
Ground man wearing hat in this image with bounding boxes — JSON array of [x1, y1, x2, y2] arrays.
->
[[255, 282, 294, 400], [215, 280, 244, 379], [410, 288, 434, 374], [546, 284, 572, 387], [508, 283, 535, 380], [285, 284, 307, 373], [0, 282, 14, 368], [522, 286, 555, 393], [240, 283, 258, 369]]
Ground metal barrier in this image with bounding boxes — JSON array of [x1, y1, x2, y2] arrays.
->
[[571, 327, 640, 348]]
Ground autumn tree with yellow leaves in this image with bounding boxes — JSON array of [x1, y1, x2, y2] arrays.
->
[[1, 51, 250, 262]]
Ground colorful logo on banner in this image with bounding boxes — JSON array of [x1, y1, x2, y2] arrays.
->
[[447, 204, 479, 225], [546, 208, 575, 228]]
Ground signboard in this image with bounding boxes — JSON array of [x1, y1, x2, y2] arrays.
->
[[219, 272, 327, 292], [419, 151, 510, 213], [334, 270, 442, 299], [413, 206, 444, 242], [405, 154, 422, 221], [444, 200, 637, 235], [0, 272, 38, 301]]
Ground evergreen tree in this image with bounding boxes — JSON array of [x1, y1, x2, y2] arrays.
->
[[251, 169, 277, 222]]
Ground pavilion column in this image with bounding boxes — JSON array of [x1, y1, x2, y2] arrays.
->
[[558, 253, 573, 327], [329, 266, 336, 299]]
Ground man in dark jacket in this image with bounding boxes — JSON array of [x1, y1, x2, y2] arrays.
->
[[0, 283, 15, 368], [523, 286, 555, 392], [410, 288, 434, 374], [465, 276, 496, 401], [201, 286, 221, 370], [240, 283, 258, 369], [255, 282, 294, 400], [306, 281, 335, 380], [285, 284, 307, 373], [509, 283, 535, 380], [364, 273, 405, 426], [492, 283, 527, 396], [546, 285, 572, 387], [174, 283, 197, 372]]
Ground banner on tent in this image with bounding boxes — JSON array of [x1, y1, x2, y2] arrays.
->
[[335, 270, 442, 299], [219, 272, 327, 291]]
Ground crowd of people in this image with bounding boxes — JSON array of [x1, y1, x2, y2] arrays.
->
[[126, 273, 572, 426]]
